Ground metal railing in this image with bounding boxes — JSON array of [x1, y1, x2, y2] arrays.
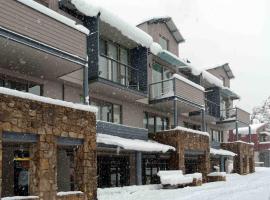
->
[[205, 99, 220, 118], [149, 79, 174, 101], [99, 55, 146, 92]]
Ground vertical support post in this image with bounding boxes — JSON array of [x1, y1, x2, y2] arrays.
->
[[174, 98, 178, 128], [201, 108, 206, 132], [136, 152, 142, 185], [248, 125, 252, 143], [83, 63, 89, 105], [0, 129, 2, 198], [235, 121, 239, 141]]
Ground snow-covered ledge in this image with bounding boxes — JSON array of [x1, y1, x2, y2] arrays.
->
[[0, 87, 98, 114], [207, 172, 226, 177], [163, 126, 210, 137], [1, 196, 39, 200], [57, 191, 84, 196]]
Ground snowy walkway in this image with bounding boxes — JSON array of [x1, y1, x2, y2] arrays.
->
[[98, 167, 270, 200]]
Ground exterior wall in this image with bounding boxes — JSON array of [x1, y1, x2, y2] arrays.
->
[[138, 23, 179, 56], [57, 193, 86, 200], [221, 142, 255, 174], [0, 93, 96, 200], [0, 0, 87, 58], [207, 67, 230, 87], [151, 130, 210, 180]]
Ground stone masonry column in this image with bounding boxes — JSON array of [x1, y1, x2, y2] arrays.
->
[[37, 135, 57, 200], [75, 134, 97, 200]]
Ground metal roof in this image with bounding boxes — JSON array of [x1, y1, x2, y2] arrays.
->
[[138, 17, 185, 43]]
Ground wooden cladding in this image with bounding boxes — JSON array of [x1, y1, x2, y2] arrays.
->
[[237, 108, 250, 125], [0, 0, 87, 58]]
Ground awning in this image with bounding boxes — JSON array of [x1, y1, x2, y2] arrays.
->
[[210, 148, 237, 157], [221, 87, 240, 100], [97, 133, 175, 153], [157, 50, 188, 67]]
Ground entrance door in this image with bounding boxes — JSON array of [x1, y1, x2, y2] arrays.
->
[[97, 156, 130, 188], [14, 150, 30, 196]]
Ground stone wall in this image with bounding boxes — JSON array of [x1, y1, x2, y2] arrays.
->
[[57, 193, 86, 200], [0, 93, 97, 200], [151, 130, 210, 180], [221, 142, 255, 175]]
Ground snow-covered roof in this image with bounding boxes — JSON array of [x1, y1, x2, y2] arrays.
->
[[172, 74, 205, 91], [71, 0, 153, 48], [210, 148, 237, 157], [138, 16, 185, 43], [0, 87, 98, 114], [233, 123, 266, 135], [259, 131, 270, 136], [206, 63, 235, 79], [97, 133, 175, 153], [163, 126, 210, 137], [17, 0, 89, 35]]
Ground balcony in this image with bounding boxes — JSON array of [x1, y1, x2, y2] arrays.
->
[[149, 76, 205, 113], [0, 0, 87, 81], [89, 55, 147, 101]]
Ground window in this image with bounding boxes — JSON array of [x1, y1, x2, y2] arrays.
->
[[91, 99, 122, 124], [144, 112, 169, 133], [211, 130, 223, 142], [57, 148, 76, 192], [99, 39, 132, 87], [0, 76, 42, 96], [159, 36, 169, 50]]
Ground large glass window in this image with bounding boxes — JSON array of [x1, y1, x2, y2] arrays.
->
[[183, 122, 201, 131], [144, 112, 169, 133], [0, 77, 42, 96], [91, 99, 122, 124], [99, 39, 132, 87], [211, 129, 223, 142]]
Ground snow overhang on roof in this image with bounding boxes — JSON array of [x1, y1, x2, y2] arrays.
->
[[210, 148, 237, 157], [206, 63, 235, 79], [97, 133, 175, 153], [260, 131, 270, 136], [138, 16, 185, 43]]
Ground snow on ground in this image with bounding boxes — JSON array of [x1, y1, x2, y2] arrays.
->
[[98, 167, 270, 200]]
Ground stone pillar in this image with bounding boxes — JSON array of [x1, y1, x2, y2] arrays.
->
[[36, 135, 57, 200], [75, 135, 97, 200]]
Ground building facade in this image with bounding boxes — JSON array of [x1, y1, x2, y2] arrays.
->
[[0, 0, 254, 199]]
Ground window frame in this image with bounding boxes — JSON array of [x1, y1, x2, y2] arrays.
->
[[159, 35, 169, 50], [144, 112, 169, 133]]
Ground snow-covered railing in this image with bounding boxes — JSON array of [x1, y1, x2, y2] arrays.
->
[[149, 74, 205, 106]]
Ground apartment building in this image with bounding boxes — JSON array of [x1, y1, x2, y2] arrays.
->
[[0, 0, 254, 199]]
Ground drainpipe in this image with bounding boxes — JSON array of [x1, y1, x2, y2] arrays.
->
[[201, 108, 206, 132], [248, 125, 252, 143], [173, 98, 178, 128], [136, 152, 142, 185], [83, 59, 89, 105]]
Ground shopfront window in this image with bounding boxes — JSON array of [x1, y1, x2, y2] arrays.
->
[[144, 112, 169, 133]]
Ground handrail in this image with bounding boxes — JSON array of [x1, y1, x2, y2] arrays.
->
[[100, 54, 139, 71]]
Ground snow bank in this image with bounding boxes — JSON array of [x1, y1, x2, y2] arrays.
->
[[210, 148, 237, 157], [157, 170, 193, 185], [57, 191, 83, 196], [163, 126, 209, 137], [2, 197, 39, 200], [71, 0, 153, 47], [185, 173, 202, 180], [172, 74, 205, 91], [97, 133, 175, 153], [0, 87, 98, 114], [233, 123, 266, 135], [17, 0, 89, 35], [207, 172, 226, 177]]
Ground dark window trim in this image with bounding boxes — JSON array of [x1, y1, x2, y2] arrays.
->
[[144, 111, 169, 133]]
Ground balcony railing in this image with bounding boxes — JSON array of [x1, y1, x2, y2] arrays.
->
[[149, 77, 205, 106], [99, 55, 146, 92], [205, 100, 250, 125]]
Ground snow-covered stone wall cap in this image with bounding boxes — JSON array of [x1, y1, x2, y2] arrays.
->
[[0, 87, 98, 114], [207, 172, 226, 177], [57, 191, 84, 196], [210, 148, 237, 157], [1, 196, 39, 200], [17, 0, 89, 35], [162, 126, 209, 137]]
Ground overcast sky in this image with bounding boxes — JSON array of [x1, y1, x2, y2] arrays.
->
[[93, 0, 270, 112]]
